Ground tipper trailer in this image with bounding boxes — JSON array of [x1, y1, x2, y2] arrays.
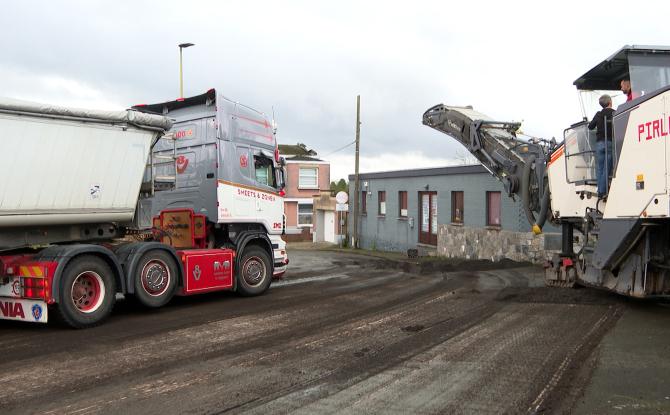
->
[[423, 45, 670, 298], [0, 89, 288, 328]]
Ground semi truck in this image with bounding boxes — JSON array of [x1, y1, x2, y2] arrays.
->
[[423, 45, 670, 298], [0, 88, 288, 328]]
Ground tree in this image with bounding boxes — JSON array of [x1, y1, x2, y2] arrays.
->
[[330, 178, 348, 195]]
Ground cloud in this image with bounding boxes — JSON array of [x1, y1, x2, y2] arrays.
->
[[0, 66, 124, 109], [1, 0, 668, 180], [327, 150, 476, 182]]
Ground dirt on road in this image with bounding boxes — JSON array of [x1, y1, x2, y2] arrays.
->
[[0, 250, 626, 414]]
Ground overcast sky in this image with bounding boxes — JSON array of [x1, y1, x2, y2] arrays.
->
[[2, 1, 669, 181]]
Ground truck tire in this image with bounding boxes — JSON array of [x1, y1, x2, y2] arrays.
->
[[55, 256, 116, 329], [133, 250, 178, 308], [237, 246, 272, 296]]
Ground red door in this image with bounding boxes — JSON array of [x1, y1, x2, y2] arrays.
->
[[418, 191, 437, 245]]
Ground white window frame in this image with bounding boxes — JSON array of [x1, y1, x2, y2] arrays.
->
[[297, 202, 314, 228], [378, 191, 386, 216], [298, 167, 319, 190]]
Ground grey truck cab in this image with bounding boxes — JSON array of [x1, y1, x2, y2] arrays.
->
[[133, 89, 288, 275]]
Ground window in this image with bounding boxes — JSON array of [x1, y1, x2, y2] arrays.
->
[[254, 155, 275, 188], [378, 191, 386, 216], [486, 191, 501, 226], [398, 191, 408, 217], [361, 191, 367, 214], [298, 203, 313, 227], [299, 167, 318, 189], [451, 191, 464, 223]]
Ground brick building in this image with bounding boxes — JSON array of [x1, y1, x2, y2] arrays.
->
[[279, 144, 337, 242]]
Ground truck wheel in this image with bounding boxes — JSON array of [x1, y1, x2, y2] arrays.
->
[[237, 246, 272, 296], [133, 250, 178, 308], [56, 256, 116, 329]]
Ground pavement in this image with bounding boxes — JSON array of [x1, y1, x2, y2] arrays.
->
[[0, 247, 668, 414], [573, 300, 670, 414]]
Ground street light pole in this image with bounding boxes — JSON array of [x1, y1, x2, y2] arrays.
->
[[178, 43, 194, 98]]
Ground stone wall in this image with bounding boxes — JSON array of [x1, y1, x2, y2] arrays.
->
[[437, 224, 561, 264]]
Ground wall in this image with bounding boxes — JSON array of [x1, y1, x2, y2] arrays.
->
[[437, 224, 561, 264], [283, 160, 330, 242], [285, 201, 298, 227], [283, 227, 312, 242], [348, 169, 529, 252], [285, 162, 330, 198]]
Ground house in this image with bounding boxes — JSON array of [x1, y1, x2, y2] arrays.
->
[[279, 143, 338, 243], [347, 165, 559, 262]]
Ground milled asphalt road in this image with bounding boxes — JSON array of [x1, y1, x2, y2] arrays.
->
[[0, 248, 667, 414]]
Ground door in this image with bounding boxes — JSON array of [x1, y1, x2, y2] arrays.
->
[[324, 211, 335, 243], [314, 210, 325, 242], [418, 191, 438, 245]]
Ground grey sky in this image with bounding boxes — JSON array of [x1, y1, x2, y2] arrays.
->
[[2, 1, 669, 181]]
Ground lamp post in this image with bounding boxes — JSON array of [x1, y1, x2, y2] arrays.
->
[[178, 43, 194, 98]]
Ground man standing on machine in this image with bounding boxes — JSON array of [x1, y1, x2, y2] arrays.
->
[[588, 94, 615, 198]]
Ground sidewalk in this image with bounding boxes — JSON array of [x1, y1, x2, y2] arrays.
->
[[574, 300, 670, 414], [285, 242, 534, 273]]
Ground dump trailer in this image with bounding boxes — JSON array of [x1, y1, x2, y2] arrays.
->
[[423, 45, 670, 298], [0, 91, 287, 328]]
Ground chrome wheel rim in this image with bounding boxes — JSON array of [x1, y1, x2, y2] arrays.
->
[[141, 259, 170, 297], [242, 256, 266, 287]]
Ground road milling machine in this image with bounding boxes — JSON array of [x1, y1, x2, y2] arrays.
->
[[423, 45, 670, 298]]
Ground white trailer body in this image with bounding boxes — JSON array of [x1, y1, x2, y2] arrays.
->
[[0, 99, 171, 227]]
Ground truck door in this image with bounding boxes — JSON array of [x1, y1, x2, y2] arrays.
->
[[232, 145, 256, 220], [252, 150, 283, 233]]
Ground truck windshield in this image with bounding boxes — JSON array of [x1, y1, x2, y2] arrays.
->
[[578, 90, 627, 120]]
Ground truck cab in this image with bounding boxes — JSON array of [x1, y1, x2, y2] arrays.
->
[[133, 89, 288, 277]]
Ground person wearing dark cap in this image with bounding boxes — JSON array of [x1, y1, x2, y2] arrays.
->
[[588, 94, 615, 198]]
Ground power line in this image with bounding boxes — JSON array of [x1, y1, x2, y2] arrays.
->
[[322, 140, 357, 158]]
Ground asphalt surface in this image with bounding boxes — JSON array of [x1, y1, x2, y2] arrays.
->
[[0, 248, 663, 414]]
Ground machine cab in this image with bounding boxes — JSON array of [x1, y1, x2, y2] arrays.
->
[[564, 46, 670, 188]]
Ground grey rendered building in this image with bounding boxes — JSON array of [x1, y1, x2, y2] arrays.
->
[[348, 165, 532, 252]]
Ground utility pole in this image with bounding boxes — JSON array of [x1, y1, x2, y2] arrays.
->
[[352, 95, 361, 248]]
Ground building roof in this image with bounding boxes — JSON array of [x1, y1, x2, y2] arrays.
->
[[279, 143, 317, 157], [286, 155, 325, 162], [347, 164, 488, 181]]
